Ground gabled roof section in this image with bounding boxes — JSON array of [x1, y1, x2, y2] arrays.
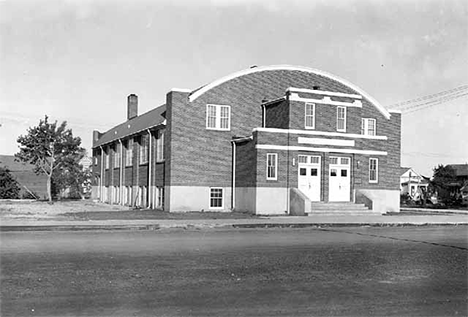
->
[[0, 155, 34, 172], [188, 65, 391, 119], [93, 104, 166, 148]]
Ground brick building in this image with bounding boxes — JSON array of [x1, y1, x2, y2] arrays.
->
[[91, 65, 401, 214]]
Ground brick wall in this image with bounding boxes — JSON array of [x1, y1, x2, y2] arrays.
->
[[265, 100, 289, 129], [234, 139, 257, 187], [167, 69, 375, 189]]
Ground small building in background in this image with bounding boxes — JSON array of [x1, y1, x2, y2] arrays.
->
[[400, 167, 429, 198], [0, 155, 47, 199]]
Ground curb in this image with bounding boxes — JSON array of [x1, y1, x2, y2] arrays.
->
[[0, 224, 161, 232], [1, 222, 467, 232]]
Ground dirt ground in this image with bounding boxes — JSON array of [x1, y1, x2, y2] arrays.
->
[[0, 200, 129, 220], [0, 200, 256, 221]]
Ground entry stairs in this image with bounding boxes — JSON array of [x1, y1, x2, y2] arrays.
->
[[307, 202, 377, 215]]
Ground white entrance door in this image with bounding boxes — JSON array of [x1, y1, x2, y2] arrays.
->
[[329, 156, 351, 202], [298, 155, 321, 201]]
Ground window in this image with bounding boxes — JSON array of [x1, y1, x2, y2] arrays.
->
[[340, 158, 350, 165], [337, 106, 346, 132], [361, 118, 376, 136], [310, 156, 320, 164], [156, 130, 165, 162], [369, 158, 378, 183], [126, 186, 132, 206], [105, 150, 110, 169], [206, 104, 231, 130], [125, 139, 133, 166], [210, 188, 223, 209], [156, 187, 164, 208], [139, 135, 149, 164], [305, 103, 315, 129], [113, 143, 120, 168], [298, 155, 308, 164], [266, 153, 278, 180], [114, 186, 120, 204], [94, 156, 98, 166]]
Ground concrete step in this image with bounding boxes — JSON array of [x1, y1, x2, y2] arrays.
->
[[308, 202, 374, 215], [311, 203, 369, 210], [307, 212, 381, 215]]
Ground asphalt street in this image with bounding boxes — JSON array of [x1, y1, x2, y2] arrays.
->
[[1, 227, 467, 317]]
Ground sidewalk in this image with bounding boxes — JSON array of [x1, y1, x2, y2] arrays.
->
[[1, 213, 467, 231]]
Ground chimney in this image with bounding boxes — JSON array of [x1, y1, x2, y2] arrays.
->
[[127, 94, 138, 120]]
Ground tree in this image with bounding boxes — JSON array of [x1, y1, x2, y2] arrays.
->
[[15, 115, 84, 202], [52, 151, 91, 199], [431, 164, 458, 205], [0, 167, 21, 199]]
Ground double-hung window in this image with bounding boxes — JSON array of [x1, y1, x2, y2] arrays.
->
[[266, 153, 278, 180], [156, 130, 165, 162], [105, 149, 110, 169], [369, 158, 378, 183], [305, 103, 315, 129], [113, 143, 120, 168], [210, 188, 223, 209], [206, 104, 231, 130], [139, 135, 149, 164], [361, 118, 376, 136], [125, 139, 133, 166], [337, 106, 346, 132]]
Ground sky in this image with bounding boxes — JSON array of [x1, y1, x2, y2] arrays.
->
[[0, 0, 467, 176]]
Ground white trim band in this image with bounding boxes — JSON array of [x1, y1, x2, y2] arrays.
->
[[253, 127, 388, 140], [289, 93, 362, 107], [287, 87, 362, 99], [256, 144, 387, 156], [171, 88, 192, 93], [298, 137, 355, 147]]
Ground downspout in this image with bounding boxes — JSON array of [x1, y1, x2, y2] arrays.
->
[[147, 129, 152, 209], [119, 139, 123, 206], [231, 140, 236, 210], [99, 146, 104, 203], [285, 91, 290, 214], [261, 104, 266, 128]]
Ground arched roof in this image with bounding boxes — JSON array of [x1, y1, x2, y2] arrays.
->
[[189, 65, 390, 119]]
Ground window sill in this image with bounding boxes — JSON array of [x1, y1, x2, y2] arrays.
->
[[206, 127, 231, 131]]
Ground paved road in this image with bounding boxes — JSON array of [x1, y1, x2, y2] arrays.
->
[[1, 227, 467, 317]]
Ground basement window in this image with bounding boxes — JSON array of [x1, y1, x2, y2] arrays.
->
[[210, 188, 224, 209]]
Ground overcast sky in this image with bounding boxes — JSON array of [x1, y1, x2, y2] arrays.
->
[[1, 0, 467, 176]]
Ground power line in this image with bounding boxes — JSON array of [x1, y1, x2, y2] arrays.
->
[[403, 92, 468, 115], [390, 84, 468, 110]]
